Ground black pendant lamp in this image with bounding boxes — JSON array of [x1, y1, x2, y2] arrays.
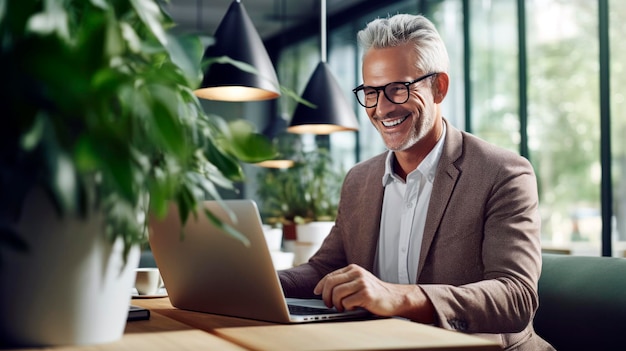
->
[[194, 0, 280, 102], [287, 0, 359, 134]]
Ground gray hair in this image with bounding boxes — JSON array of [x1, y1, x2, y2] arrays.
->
[[357, 14, 449, 74]]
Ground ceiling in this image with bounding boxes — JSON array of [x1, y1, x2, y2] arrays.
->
[[161, 0, 371, 41]]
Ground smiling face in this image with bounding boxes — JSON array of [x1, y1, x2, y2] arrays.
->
[[362, 43, 445, 154]]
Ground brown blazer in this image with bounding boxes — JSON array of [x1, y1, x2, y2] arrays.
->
[[279, 119, 554, 351]]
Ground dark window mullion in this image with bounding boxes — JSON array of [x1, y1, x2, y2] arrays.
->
[[462, 0, 471, 133], [599, 0, 613, 257], [517, 0, 529, 160]]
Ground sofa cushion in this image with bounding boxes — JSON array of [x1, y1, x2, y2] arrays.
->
[[535, 253, 626, 350]]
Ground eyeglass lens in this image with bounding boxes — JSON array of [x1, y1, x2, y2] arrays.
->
[[356, 83, 409, 108]]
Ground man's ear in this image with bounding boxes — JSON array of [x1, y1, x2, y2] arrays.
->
[[433, 72, 449, 104]]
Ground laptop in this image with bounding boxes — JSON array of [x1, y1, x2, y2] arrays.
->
[[148, 199, 370, 323]]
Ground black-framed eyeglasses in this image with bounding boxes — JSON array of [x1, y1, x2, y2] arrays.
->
[[352, 72, 438, 108]]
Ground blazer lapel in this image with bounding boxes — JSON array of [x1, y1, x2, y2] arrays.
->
[[416, 119, 462, 279]]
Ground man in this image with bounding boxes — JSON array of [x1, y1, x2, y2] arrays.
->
[[278, 14, 554, 351]]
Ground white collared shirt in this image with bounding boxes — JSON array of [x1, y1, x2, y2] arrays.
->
[[374, 124, 446, 284]]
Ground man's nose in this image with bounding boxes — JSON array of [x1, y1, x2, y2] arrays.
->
[[375, 91, 396, 115]]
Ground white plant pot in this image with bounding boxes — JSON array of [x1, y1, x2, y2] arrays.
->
[[0, 188, 140, 347], [294, 221, 334, 266]]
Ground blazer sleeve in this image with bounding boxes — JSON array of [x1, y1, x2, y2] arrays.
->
[[420, 146, 542, 334], [278, 215, 350, 298]]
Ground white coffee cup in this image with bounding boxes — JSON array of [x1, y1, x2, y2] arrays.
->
[[134, 268, 162, 295], [292, 221, 333, 265], [263, 227, 283, 251], [270, 251, 295, 270]]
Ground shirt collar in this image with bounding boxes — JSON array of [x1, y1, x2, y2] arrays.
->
[[382, 121, 447, 186]]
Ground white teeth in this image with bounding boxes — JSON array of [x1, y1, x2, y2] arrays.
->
[[381, 116, 408, 127]]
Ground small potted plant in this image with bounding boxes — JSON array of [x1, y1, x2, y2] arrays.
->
[[0, 0, 274, 347], [256, 144, 344, 260]]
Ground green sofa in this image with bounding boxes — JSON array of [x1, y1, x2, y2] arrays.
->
[[534, 253, 626, 350]]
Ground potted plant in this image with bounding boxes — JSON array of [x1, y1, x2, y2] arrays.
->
[[0, 0, 274, 347], [256, 143, 344, 262], [257, 146, 343, 222]]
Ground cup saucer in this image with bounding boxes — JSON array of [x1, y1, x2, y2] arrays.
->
[[131, 287, 168, 299]]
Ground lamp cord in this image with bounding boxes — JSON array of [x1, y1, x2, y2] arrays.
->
[[321, 0, 327, 63]]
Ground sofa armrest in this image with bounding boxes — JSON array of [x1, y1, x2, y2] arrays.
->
[[535, 253, 626, 350]]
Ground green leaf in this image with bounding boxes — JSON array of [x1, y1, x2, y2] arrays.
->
[[203, 57, 314, 108], [89, 0, 108, 10], [129, 0, 167, 46], [74, 135, 100, 171], [46, 148, 80, 215], [20, 113, 44, 151], [92, 137, 135, 204], [203, 208, 250, 247], [204, 142, 245, 181], [118, 83, 151, 125], [26, 0, 69, 40], [147, 85, 187, 157], [176, 183, 196, 225], [279, 86, 316, 109], [119, 22, 141, 53], [223, 120, 277, 163], [204, 56, 280, 95], [148, 184, 168, 219], [163, 32, 203, 87], [200, 162, 235, 191], [186, 171, 231, 203], [103, 8, 124, 58]]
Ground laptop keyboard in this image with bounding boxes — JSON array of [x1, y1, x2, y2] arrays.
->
[[288, 304, 337, 315]]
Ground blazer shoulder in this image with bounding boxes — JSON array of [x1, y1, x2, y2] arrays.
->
[[343, 152, 387, 188], [459, 131, 532, 168]]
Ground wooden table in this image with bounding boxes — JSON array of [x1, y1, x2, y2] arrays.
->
[[8, 297, 501, 350]]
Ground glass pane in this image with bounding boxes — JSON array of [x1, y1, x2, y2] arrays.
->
[[328, 24, 358, 168], [526, 0, 601, 255], [277, 37, 319, 118], [467, 0, 519, 153], [610, 0, 626, 257], [428, 0, 465, 130]]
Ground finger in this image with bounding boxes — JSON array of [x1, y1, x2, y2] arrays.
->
[[313, 276, 326, 296], [313, 273, 336, 307], [336, 285, 369, 311], [313, 266, 349, 296], [330, 276, 364, 311], [322, 273, 343, 308], [314, 266, 361, 307], [316, 270, 349, 308]]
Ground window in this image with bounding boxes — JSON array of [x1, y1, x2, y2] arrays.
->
[[429, 0, 465, 131], [526, 0, 602, 255], [270, 0, 623, 256], [328, 23, 358, 168], [466, 0, 519, 153]]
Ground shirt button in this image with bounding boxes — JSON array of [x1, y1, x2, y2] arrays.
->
[[401, 247, 407, 253]]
